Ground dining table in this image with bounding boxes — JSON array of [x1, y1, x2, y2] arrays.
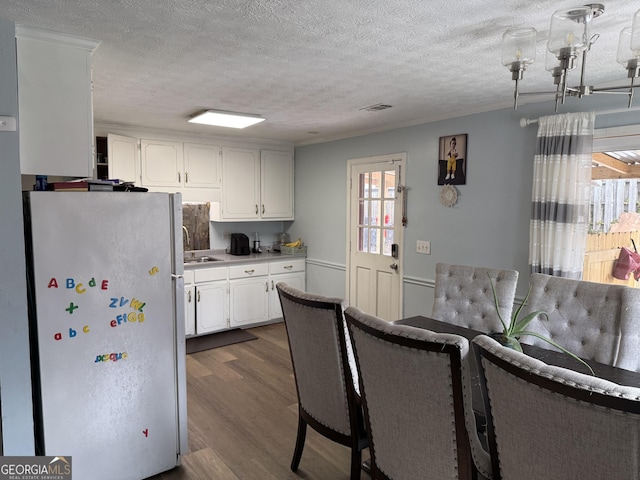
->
[[394, 316, 640, 416], [361, 314, 640, 476]]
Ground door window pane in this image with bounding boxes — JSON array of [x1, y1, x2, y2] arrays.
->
[[384, 170, 396, 198], [383, 228, 394, 255], [358, 199, 366, 225], [370, 200, 381, 227], [362, 228, 369, 253], [384, 200, 394, 226], [357, 168, 397, 256], [370, 171, 382, 198]]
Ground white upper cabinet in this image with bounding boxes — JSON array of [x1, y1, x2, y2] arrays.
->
[[139, 139, 221, 191], [106, 136, 221, 191], [183, 143, 221, 188], [16, 26, 99, 177], [108, 134, 139, 184], [140, 139, 184, 189], [261, 150, 294, 220], [213, 147, 294, 221], [220, 147, 261, 220]]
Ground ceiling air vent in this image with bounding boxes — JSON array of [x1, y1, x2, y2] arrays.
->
[[360, 103, 393, 112]]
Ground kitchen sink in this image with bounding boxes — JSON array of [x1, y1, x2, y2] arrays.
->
[[184, 256, 223, 264]]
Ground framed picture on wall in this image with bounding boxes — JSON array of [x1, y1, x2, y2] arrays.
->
[[438, 134, 467, 185]]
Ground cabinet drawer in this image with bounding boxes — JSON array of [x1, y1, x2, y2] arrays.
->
[[194, 267, 228, 283], [183, 270, 195, 285], [269, 258, 305, 274], [228, 263, 269, 279]]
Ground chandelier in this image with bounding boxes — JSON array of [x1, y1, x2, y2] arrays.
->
[[502, 4, 640, 110]]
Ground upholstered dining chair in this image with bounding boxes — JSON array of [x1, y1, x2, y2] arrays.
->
[[519, 273, 640, 372], [276, 282, 368, 480], [344, 305, 492, 480], [432, 263, 519, 333], [474, 334, 640, 480]]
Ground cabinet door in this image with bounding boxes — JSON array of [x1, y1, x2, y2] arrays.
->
[[229, 277, 269, 327], [269, 272, 306, 320], [16, 28, 98, 177], [184, 286, 196, 336], [221, 147, 260, 220], [140, 139, 184, 188], [184, 143, 221, 188], [108, 134, 140, 184], [261, 150, 294, 220], [196, 282, 228, 334]]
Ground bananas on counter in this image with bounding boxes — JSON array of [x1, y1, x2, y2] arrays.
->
[[284, 238, 303, 248]]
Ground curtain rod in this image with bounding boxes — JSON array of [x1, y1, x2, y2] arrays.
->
[[519, 107, 640, 128]]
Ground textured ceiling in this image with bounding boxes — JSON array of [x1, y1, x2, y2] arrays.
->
[[2, 1, 639, 145]]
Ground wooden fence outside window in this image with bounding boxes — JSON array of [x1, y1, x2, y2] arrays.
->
[[583, 231, 640, 287]]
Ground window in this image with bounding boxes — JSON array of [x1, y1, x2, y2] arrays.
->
[[357, 169, 396, 256], [584, 126, 640, 285]]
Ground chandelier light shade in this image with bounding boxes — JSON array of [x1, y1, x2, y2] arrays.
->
[[617, 27, 635, 65], [545, 48, 560, 72], [632, 9, 640, 53], [547, 6, 592, 56], [502, 4, 640, 110], [501, 27, 537, 70]]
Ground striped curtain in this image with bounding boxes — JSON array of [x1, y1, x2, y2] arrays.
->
[[529, 111, 595, 278]]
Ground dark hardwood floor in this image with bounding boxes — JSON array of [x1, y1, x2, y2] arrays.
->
[[150, 322, 370, 480]]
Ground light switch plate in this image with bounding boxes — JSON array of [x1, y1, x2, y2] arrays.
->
[[0, 116, 16, 132], [416, 240, 431, 255]]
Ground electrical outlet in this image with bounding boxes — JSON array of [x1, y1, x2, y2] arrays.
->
[[222, 231, 231, 239], [416, 240, 431, 255]]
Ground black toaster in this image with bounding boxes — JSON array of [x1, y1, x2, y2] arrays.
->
[[230, 233, 251, 255]]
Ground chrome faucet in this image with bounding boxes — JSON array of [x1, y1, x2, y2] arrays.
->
[[182, 225, 191, 250]]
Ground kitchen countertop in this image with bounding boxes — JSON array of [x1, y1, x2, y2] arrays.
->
[[183, 249, 306, 268]]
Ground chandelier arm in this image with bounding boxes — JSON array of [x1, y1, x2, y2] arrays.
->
[[561, 78, 569, 105], [591, 84, 640, 92], [578, 49, 588, 99], [516, 90, 561, 96]]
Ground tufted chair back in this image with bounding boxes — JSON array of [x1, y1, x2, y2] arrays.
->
[[432, 263, 519, 333], [520, 273, 640, 372], [276, 282, 368, 479], [474, 334, 640, 480], [345, 305, 492, 480]]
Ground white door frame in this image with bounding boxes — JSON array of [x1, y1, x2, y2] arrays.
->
[[346, 153, 406, 320]]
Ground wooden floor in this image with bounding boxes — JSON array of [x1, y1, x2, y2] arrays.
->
[[150, 322, 370, 480]]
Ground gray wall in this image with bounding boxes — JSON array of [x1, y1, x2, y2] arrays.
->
[[290, 98, 640, 318], [0, 18, 35, 454]]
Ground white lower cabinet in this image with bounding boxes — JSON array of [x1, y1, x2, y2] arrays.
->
[[190, 266, 229, 335], [268, 259, 306, 320], [196, 281, 228, 334], [229, 263, 270, 327], [185, 257, 305, 335]]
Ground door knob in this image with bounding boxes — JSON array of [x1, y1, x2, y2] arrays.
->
[[390, 263, 398, 270]]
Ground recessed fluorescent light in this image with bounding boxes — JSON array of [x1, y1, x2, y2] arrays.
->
[[188, 110, 265, 129]]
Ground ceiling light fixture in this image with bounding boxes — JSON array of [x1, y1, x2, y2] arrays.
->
[[188, 110, 265, 129], [502, 4, 640, 110]]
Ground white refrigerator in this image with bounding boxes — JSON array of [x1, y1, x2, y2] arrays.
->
[[23, 191, 188, 480]]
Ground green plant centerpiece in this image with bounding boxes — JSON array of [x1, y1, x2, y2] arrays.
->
[[488, 274, 595, 375]]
